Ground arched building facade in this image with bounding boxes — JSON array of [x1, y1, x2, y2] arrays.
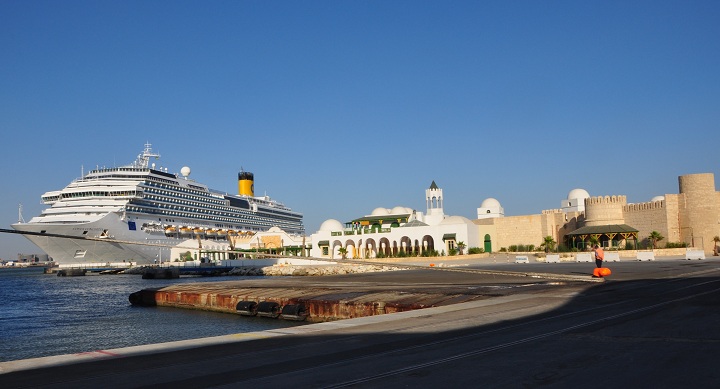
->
[[309, 182, 479, 259]]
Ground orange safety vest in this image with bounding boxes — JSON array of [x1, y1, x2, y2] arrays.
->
[[595, 248, 604, 260]]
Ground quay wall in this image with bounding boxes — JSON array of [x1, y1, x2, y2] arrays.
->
[[129, 283, 453, 322]]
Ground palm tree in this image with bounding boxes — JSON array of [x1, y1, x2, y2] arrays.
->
[[337, 247, 348, 260], [588, 236, 600, 250], [456, 241, 466, 255], [541, 236, 556, 253], [713, 236, 720, 256], [649, 231, 664, 249]]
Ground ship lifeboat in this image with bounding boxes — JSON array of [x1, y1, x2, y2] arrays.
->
[[165, 226, 177, 236], [216, 229, 227, 237], [193, 227, 205, 237], [179, 227, 192, 236], [226, 230, 238, 237], [205, 229, 218, 237]]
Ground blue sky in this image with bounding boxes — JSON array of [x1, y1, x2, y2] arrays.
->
[[1, 1, 719, 260]]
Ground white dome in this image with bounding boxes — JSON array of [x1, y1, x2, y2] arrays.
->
[[319, 219, 343, 232], [180, 166, 191, 177], [371, 207, 391, 216], [390, 206, 412, 214], [268, 226, 282, 232], [651, 195, 665, 202], [439, 215, 472, 225], [568, 188, 590, 200], [481, 198, 501, 208]]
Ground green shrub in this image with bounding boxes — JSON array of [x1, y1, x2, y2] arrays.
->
[[421, 249, 440, 257], [665, 242, 688, 248], [468, 247, 484, 254]]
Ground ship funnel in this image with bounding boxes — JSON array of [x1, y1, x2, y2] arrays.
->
[[238, 170, 254, 196]]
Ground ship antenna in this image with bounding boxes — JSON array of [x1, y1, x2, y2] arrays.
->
[[133, 142, 161, 168], [18, 203, 25, 223]]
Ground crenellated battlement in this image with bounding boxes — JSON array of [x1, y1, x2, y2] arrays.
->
[[585, 195, 627, 205], [624, 199, 665, 212]]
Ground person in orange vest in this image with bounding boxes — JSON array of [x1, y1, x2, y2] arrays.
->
[[592, 244, 604, 268]]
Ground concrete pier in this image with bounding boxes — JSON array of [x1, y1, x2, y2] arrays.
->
[[128, 280, 484, 321], [127, 260, 600, 321]]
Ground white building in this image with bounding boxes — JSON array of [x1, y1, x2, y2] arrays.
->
[[477, 197, 504, 219], [310, 181, 479, 259], [561, 188, 590, 213]]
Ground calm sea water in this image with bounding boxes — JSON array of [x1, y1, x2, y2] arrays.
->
[[0, 267, 305, 362]]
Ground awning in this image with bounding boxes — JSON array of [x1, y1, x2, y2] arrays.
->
[[317, 240, 329, 247], [442, 233, 456, 241], [566, 224, 638, 236]]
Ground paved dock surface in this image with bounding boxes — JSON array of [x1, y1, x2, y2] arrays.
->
[[2, 256, 720, 388]]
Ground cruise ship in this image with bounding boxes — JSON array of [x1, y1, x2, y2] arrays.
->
[[11, 143, 304, 265]]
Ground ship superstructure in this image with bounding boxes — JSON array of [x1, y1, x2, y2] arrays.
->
[[11, 143, 304, 265]]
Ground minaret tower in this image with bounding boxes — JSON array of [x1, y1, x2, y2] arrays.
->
[[425, 181, 445, 225]]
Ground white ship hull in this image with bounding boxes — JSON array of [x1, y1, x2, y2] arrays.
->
[[12, 213, 176, 265]]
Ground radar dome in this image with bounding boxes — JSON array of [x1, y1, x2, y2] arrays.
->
[[180, 166, 191, 177], [568, 188, 590, 200], [319, 219, 343, 232]]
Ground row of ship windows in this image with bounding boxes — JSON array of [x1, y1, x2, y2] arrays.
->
[[143, 191, 225, 208], [145, 180, 299, 218], [43, 190, 140, 202], [145, 180, 213, 198], [143, 184, 225, 206], [146, 176, 177, 186], [137, 194, 257, 220], [133, 200, 299, 224], [140, 188, 300, 223], [128, 205, 300, 228]]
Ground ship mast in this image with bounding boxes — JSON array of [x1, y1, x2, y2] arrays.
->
[[18, 203, 25, 223], [131, 142, 161, 169]]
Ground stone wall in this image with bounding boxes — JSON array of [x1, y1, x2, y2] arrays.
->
[[678, 173, 720, 252], [585, 195, 626, 226], [623, 198, 675, 246]]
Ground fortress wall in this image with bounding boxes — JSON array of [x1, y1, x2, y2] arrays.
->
[[494, 214, 544, 249], [677, 173, 719, 252], [584, 195, 626, 226], [623, 198, 676, 244]]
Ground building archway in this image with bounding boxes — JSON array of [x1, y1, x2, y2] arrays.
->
[[379, 238, 391, 257], [331, 239, 343, 259], [400, 236, 412, 255], [422, 235, 435, 254], [365, 238, 377, 258], [344, 239, 356, 259]]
